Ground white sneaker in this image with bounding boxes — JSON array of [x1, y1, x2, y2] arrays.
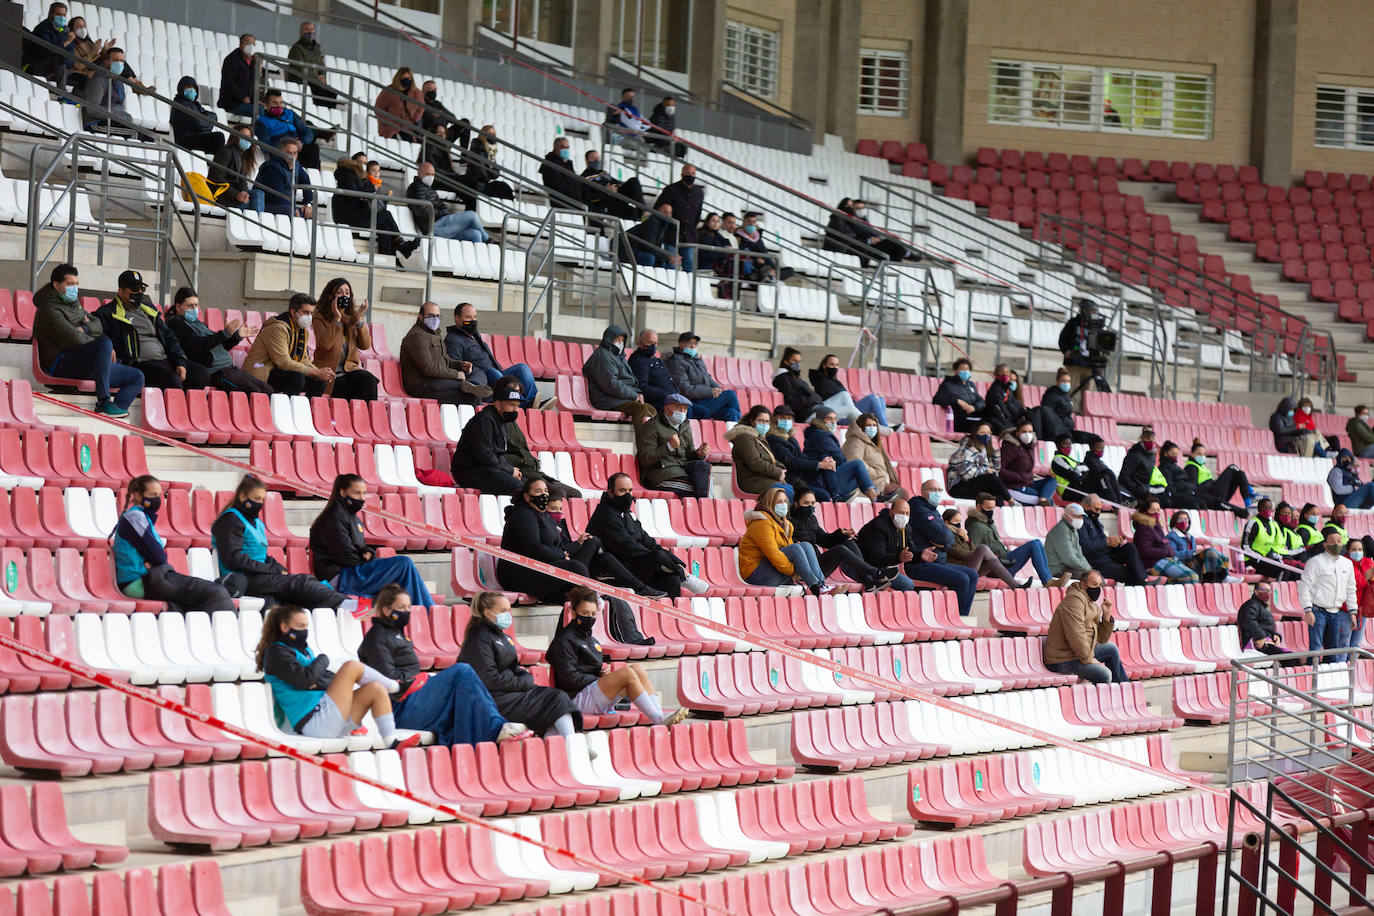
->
[[497, 722, 533, 742], [1224, 574, 1245, 584], [682, 575, 710, 595]]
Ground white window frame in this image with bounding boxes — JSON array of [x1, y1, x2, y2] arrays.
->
[[988, 59, 1213, 140], [1315, 84, 1374, 150], [858, 49, 910, 116], [724, 21, 780, 100]]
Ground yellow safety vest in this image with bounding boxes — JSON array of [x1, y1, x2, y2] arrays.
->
[[1149, 466, 1167, 489], [1052, 453, 1080, 497], [1248, 518, 1278, 557], [1186, 457, 1213, 485], [1295, 523, 1322, 547]]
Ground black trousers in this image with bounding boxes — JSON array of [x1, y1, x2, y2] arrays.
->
[[1246, 556, 1300, 581], [620, 552, 685, 599], [243, 572, 343, 608], [139, 563, 235, 612], [1254, 641, 1303, 668], [268, 368, 326, 397], [568, 538, 653, 595], [180, 132, 226, 156], [135, 359, 210, 391], [817, 540, 881, 585], [1200, 467, 1251, 507], [498, 556, 588, 604], [455, 465, 522, 496], [210, 365, 272, 395], [1088, 544, 1149, 585], [950, 474, 1012, 505], [330, 368, 378, 402]]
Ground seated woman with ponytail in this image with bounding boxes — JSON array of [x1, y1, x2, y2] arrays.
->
[[256, 603, 421, 749], [456, 591, 580, 739], [308, 473, 433, 606], [546, 586, 688, 725], [113, 475, 236, 612], [358, 584, 533, 745], [212, 474, 364, 613]]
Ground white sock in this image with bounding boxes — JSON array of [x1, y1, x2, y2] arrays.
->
[[375, 713, 396, 740], [339, 597, 359, 616], [632, 692, 665, 724], [357, 664, 400, 694], [543, 713, 576, 739]]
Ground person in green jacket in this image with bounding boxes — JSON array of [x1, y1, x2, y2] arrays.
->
[[1347, 405, 1374, 459], [633, 392, 710, 497], [1045, 502, 1093, 580], [965, 493, 1066, 586]]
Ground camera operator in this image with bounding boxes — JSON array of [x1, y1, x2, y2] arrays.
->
[[1058, 298, 1113, 410]]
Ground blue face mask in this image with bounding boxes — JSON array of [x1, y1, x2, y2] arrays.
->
[[1306, 514, 1319, 526], [754, 422, 771, 436], [493, 610, 513, 630], [185, 307, 199, 322], [956, 369, 971, 382], [558, 147, 570, 160], [864, 426, 878, 438], [1286, 410, 1294, 418], [60, 284, 78, 303], [683, 347, 698, 358], [110, 60, 125, 76], [977, 434, 991, 444], [777, 419, 793, 432], [238, 137, 252, 151], [1008, 381, 1017, 392], [53, 14, 66, 28], [774, 502, 789, 517], [182, 87, 197, 101], [1058, 381, 1071, 393]]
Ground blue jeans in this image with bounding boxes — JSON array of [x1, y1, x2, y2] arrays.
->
[[1047, 643, 1130, 684], [815, 459, 876, 502], [1349, 618, 1365, 652], [745, 542, 824, 587], [394, 663, 507, 745], [1014, 478, 1058, 503], [49, 336, 145, 408], [689, 390, 741, 422], [1338, 482, 1374, 510], [229, 189, 265, 213], [1309, 608, 1353, 664], [1005, 540, 1051, 584], [335, 556, 433, 608], [480, 363, 537, 408], [853, 393, 892, 428], [434, 211, 489, 242], [225, 102, 255, 116], [663, 245, 695, 273], [902, 560, 979, 616]]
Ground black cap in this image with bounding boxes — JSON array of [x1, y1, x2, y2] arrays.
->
[[493, 382, 523, 403], [677, 331, 700, 345], [117, 269, 146, 291]]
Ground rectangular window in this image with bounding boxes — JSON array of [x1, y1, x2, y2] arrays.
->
[[989, 59, 1213, 139], [858, 49, 909, 116], [724, 21, 780, 99], [1316, 84, 1374, 149]]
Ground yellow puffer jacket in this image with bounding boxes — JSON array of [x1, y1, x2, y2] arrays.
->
[[738, 509, 795, 580]]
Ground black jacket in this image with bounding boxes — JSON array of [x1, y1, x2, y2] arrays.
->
[[500, 501, 565, 565], [217, 48, 256, 111], [856, 507, 914, 568], [983, 381, 1028, 434], [210, 510, 284, 576], [546, 622, 607, 696], [1059, 315, 1089, 363], [809, 367, 845, 401], [539, 152, 583, 204], [166, 313, 242, 371], [766, 431, 822, 490], [788, 507, 850, 549], [444, 324, 499, 371], [649, 102, 676, 136], [94, 297, 186, 368], [332, 163, 375, 228], [1269, 397, 1300, 453], [357, 616, 421, 694], [907, 494, 953, 560], [405, 177, 451, 234], [627, 346, 677, 407], [170, 76, 217, 147], [1077, 511, 1114, 564], [308, 500, 370, 581], [773, 367, 823, 420], [1158, 458, 1199, 501], [456, 618, 534, 699], [653, 180, 704, 242], [932, 375, 984, 413], [1119, 442, 1164, 501], [1236, 596, 1280, 647], [1037, 385, 1076, 439], [451, 404, 515, 479], [586, 495, 660, 562]]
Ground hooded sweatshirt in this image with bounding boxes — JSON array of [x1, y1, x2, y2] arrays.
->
[[1269, 397, 1300, 453], [581, 325, 641, 409], [170, 76, 216, 147]]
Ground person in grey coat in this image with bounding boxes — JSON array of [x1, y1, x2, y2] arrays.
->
[[664, 331, 740, 422], [581, 325, 655, 423]]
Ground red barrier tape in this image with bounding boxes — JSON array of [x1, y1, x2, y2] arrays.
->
[[31, 391, 1228, 799], [0, 630, 732, 913]]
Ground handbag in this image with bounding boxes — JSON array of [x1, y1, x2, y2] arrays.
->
[[183, 172, 228, 206]]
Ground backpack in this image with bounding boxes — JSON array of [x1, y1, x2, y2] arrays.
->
[[182, 172, 228, 206], [604, 595, 654, 646]]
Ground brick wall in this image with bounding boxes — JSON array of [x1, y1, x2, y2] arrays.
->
[[854, 0, 926, 145]]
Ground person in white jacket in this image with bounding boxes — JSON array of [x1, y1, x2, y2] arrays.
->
[[1298, 526, 1360, 664]]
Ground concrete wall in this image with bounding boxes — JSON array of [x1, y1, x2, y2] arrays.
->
[[854, 0, 925, 145]]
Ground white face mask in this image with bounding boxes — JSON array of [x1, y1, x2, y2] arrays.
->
[[1068, 517, 1084, 530], [892, 514, 909, 528], [665, 105, 676, 116], [74, 27, 87, 39], [1362, 414, 1371, 424], [421, 174, 435, 186], [295, 312, 311, 330], [1019, 431, 1035, 445], [924, 490, 942, 504], [244, 43, 256, 56], [667, 411, 687, 427]]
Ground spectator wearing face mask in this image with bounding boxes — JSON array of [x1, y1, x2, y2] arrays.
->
[[773, 347, 825, 421], [586, 472, 708, 598], [735, 212, 793, 284], [809, 353, 896, 429], [539, 137, 584, 206], [967, 492, 1064, 586], [932, 358, 984, 432], [787, 486, 890, 591], [25, 2, 75, 84], [1000, 421, 1056, 505], [1299, 527, 1359, 663], [1236, 583, 1300, 665], [545, 496, 666, 598], [210, 127, 264, 212], [1348, 405, 1374, 459], [582, 325, 655, 424], [727, 405, 788, 496], [635, 393, 712, 498], [1271, 396, 1327, 457], [1131, 500, 1198, 584], [765, 406, 829, 497], [1167, 511, 1235, 583], [446, 302, 542, 407], [464, 125, 514, 199], [375, 67, 424, 141], [286, 21, 338, 108], [407, 162, 490, 243], [842, 413, 906, 502], [399, 301, 491, 406], [739, 486, 831, 595], [212, 475, 359, 611], [170, 76, 224, 155], [1241, 499, 1303, 579], [498, 478, 591, 605], [113, 475, 235, 611], [1347, 542, 1373, 654], [665, 331, 741, 422], [254, 90, 319, 170], [310, 474, 433, 605], [419, 81, 464, 138], [1045, 502, 1093, 580], [218, 33, 260, 115], [244, 292, 329, 396], [1077, 494, 1149, 586], [1293, 502, 1326, 560], [64, 17, 114, 95], [807, 407, 902, 502], [164, 287, 269, 394], [627, 329, 678, 412], [1034, 366, 1081, 443], [983, 363, 1029, 435], [654, 165, 704, 271], [33, 263, 144, 418], [332, 158, 420, 263], [451, 382, 531, 495], [646, 96, 687, 159], [857, 484, 979, 614], [1155, 440, 1228, 514], [1119, 427, 1167, 506], [944, 508, 1029, 588], [1325, 505, 1374, 561], [1043, 570, 1128, 684], [1328, 448, 1374, 510], [1185, 439, 1256, 512], [1050, 434, 1124, 505], [946, 422, 1012, 504]]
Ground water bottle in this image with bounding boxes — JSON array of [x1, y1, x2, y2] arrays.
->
[[944, 407, 954, 435]]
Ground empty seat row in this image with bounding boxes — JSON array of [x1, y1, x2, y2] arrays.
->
[[4, 860, 234, 916], [907, 733, 1201, 827], [790, 682, 1182, 771], [0, 782, 127, 875]]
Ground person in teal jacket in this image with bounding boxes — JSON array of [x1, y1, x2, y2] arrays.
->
[[112, 475, 235, 612]]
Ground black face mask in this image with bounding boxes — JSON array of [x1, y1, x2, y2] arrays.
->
[[824, 366, 839, 378], [1084, 585, 1102, 602], [572, 615, 596, 636], [608, 491, 633, 511], [791, 504, 814, 520], [142, 496, 162, 515], [500, 409, 519, 422], [238, 499, 263, 519], [384, 609, 411, 629], [461, 320, 478, 335], [1160, 455, 1177, 465], [424, 90, 437, 103], [284, 628, 309, 650], [399, 77, 413, 90], [342, 495, 366, 514], [681, 175, 695, 186], [530, 492, 550, 510]]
